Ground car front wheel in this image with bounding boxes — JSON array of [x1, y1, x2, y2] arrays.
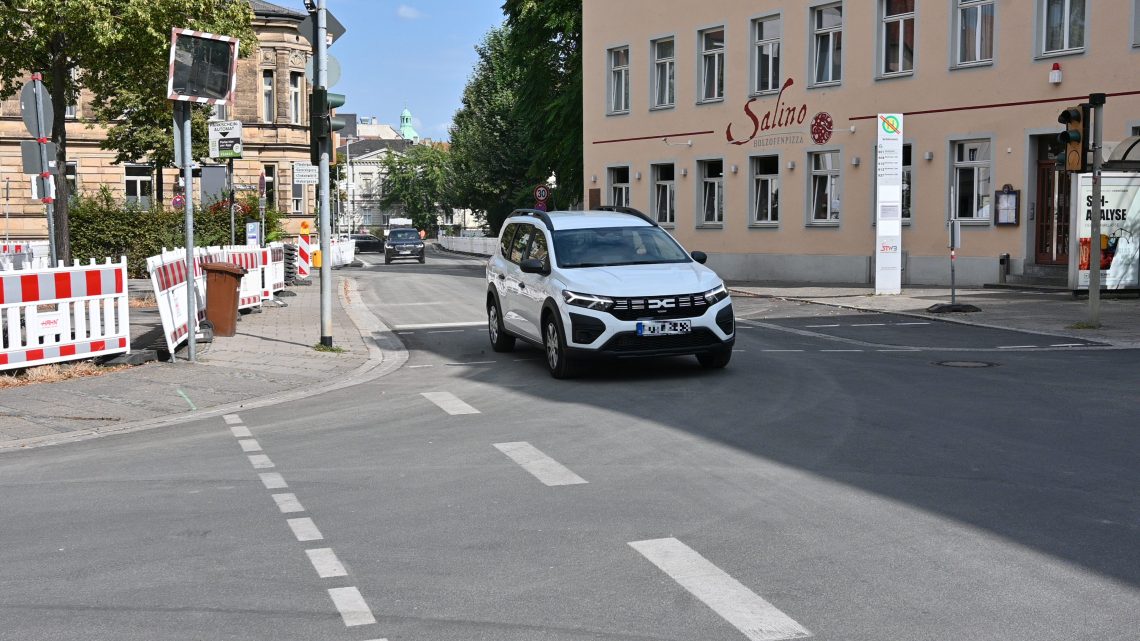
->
[[487, 299, 515, 352], [543, 315, 576, 379]]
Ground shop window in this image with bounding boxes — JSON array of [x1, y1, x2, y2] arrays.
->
[[953, 140, 992, 220]]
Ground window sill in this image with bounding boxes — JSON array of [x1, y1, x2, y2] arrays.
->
[[749, 222, 779, 229], [808, 80, 841, 89], [956, 218, 992, 226], [1036, 48, 1085, 60], [748, 88, 781, 98], [696, 223, 724, 229], [950, 60, 993, 71], [696, 97, 725, 106], [807, 220, 840, 227], [875, 70, 914, 81], [659, 222, 676, 229], [649, 104, 675, 112], [606, 110, 631, 117]]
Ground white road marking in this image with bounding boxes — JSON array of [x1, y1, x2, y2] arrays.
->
[[851, 323, 885, 327], [877, 349, 920, 352], [272, 493, 305, 513], [998, 345, 1038, 349], [230, 425, 252, 438], [733, 349, 746, 353], [392, 321, 484, 330], [821, 349, 863, 352], [328, 587, 377, 627], [762, 349, 804, 352], [407, 364, 434, 369], [287, 517, 323, 542], [238, 439, 262, 453], [805, 324, 840, 328], [306, 548, 348, 578], [896, 322, 930, 325], [513, 358, 538, 361], [1051, 343, 1085, 347], [494, 442, 588, 486], [259, 472, 288, 489], [629, 538, 811, 641], [248, 454, 275, 469], [397, 331, 416, 335], [223, 414, 242, 425], [421, 392, 480, 415], [428, 329, 465, 334], [445, 361, 495, 366]]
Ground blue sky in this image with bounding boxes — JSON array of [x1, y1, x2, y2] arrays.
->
[[299, 1, 509, 140]]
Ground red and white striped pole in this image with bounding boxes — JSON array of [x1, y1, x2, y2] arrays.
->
[[298, 219, 312, 280]]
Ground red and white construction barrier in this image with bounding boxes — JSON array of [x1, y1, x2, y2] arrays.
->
[[146, 247, 216, 355], [261, 243, 285, 301], [1, 257, 131, 371], [221, 246, 263, 310], [297, 232, 311, 279]]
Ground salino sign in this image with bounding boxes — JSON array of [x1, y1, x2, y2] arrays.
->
[[725, 78, 832, 147]]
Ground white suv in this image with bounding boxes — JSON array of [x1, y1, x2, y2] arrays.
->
[[486, 207, 734, 378]]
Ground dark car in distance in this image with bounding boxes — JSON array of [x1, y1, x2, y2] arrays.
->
[[350, 234, 383, 253], [384, 228, 425, 264]]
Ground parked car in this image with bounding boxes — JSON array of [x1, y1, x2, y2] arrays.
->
[[384, 228, 426, 264], [486, 206, 734, 378], [350, 234, 383, 253]]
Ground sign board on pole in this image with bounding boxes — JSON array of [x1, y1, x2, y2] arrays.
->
[[19, 79, 54, 138], [20, 140, 57, 175], [298, 11, 346, 47], [293, 162, 319, 185], [305, 55, 342, 88], [208, 120, 243, 159], [30, 175, 56, 200], [1074, 172, 1140, 290], [533, 184, 550, 203], [246, 222, 261, 247], [875, 113, 904, 295], [167, 29, 239, 105]]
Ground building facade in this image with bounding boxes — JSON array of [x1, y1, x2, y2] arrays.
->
[[583, 0, 1140, 285], [0, 0, 316, 240]]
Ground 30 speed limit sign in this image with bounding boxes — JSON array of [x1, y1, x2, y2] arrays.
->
[[533, 184, 549, 203]]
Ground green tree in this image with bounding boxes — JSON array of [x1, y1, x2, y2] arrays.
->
[[379, 144, 452, 234], [0, 0, 253, 263]]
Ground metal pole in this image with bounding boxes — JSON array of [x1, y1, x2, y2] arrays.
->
[[1087, 95, 1106, 325], [317, 0, 333, 347], [259, 197, 266, 248], [229, 157, 235, 245], [30, 75, 57, 265], [3, 177, 10, 242], [181, 101, 197, 362]]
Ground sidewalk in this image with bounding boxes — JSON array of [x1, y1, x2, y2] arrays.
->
[[0, 274, 403, 451]]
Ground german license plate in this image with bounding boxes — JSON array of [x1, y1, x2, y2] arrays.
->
[[399, 250, 411, 255], [636, 320, 691, 336]]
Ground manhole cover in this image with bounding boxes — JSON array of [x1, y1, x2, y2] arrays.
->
[[935, 360, 998, 368]]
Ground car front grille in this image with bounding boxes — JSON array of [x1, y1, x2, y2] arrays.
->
[[609, 292, 709, 321], [601, 328, 722, 352]]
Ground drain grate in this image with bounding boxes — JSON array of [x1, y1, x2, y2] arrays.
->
[[935, 360, 999, 368]]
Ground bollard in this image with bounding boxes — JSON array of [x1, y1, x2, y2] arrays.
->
[[998, 253, 1010, 284]]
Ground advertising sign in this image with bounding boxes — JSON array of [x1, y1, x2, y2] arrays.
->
[[208, 120, 243, 159], [875, 113, 904, 295], [1075, 172, 1140, 290]]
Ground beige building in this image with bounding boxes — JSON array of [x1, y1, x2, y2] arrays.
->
[[583, 0, 1140, 285], [0, 0, 316, 240]]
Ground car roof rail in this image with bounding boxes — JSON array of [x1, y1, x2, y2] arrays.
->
[[596, 205, 659, 227], [507, 208, 553, 230]]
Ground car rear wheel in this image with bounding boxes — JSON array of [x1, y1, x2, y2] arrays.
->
[[487, 299, 515, 352], [696, 347, 732, 369], [543, 314, 576, 379]]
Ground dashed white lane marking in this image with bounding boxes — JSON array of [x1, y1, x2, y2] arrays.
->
[[223, 414, 243, 425], [805, 324, 840, 328], [407, 364, 433, 369], [733, 349, 746, 353], [629, 538, 811, 641], [392, 321, 484, 330], [238, 439, 262, 452], [446, 361, 495, 366], [896, 322, 930, 325], [397, 331, 415, 335], [821, 349, 862, 352], [328, 587, 377, 627], [494, 442, 588, 486], [762, 349, 804, 352], [259, 472, 288, 489], [230, 425, 252, 438], [272, 493, 305, 514], [287, 518, 324, 542], [422, 391, 480, 415], [306, 548, 348, 578], [248, 454, 275, 469], [997, 345, 1038, 349], [877, 349, 920, 352], [1051, 343, 1085, 347], [851, 323, 885, 327]]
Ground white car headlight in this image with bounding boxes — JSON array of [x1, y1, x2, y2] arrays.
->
[[562, 290, 614, 311], [703, 283, 729, 305]]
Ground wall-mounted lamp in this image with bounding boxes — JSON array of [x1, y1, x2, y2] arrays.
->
[[850, 157, 860, 167], [787, 161, 796, 170], [730, 164, 738, 174], [590, 174, 597, 183], [1049, 62, 1062, 85], [923, 151, 934, 161], [663, 137, 693, 147], [634, 171, 642, 181], [680, 167, 688, 177]]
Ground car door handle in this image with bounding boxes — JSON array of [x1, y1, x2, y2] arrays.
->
[[497, 274, 505, 280], [518, 282, 526, 289]]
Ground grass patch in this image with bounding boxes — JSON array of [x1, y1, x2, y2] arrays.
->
[[312, 343, 345, 353], [0, 361, 128, 388], [1067, 321, 1101, 330], [129, 294, 158, 308]]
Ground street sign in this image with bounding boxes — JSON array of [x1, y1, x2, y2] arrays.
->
[[20, 140, 57, 175], [305, 54, 341, 88], [298, 11, 346, 47], [534, 201, 548, 212], [172, 194, 185, 210], [258, 172, 266, 197], [533, 184, 550, 202], [246, 221, 261, 246], [293, 162, 319, 185], [30, 175, 56, 200], [167, 28, 239, 105], [19, 79, 54, 138], [208, 120, 243, 159]]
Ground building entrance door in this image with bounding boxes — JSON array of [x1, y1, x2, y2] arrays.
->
[[1035, 161, 1070, 265]]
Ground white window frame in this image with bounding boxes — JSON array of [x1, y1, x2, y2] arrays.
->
[[210, 103, 228, 121], [809, 151, 841, 223], [608, 166, 630, 207], [752, 15, 782, 94], [263, 164, 277, 208], [698, 159, 724, 225], [652, 38, 675, 109], [952, 140, 992, 222], [1041, 0, 1085, 55], [651, 163, 675, 224], [261, 70, 275, 123], [955, 0, 994, 66], [608, 46, 630, 114], [751, 155, 780, 225], [699, 27, 725, 103], [881, 1, 915, 76], [812, 4, 843, 86], [124, 164, 153, 209], [65, 161, 79, 198], [290, 72, 303, 125], [292, 183, 303, 214]]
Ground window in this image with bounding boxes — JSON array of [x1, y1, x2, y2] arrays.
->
[[124, 165, 153, 209], [499, 223, 518, 257], [813, 4, 843, 84], [953, 140, 992, 220], [292, 183, 303, 214], [957, 0, 994, 65], [528, 230, 549, 267], [608, 166, 630, 207], [652, 38, 675, 108], [65, 103, 77, 119], [753, 16, 782, 93], [1042, 0, 1085, 54], [751, 156, 779, 223], [261, 70, 275, 123], [65, 162, 78, 198], [290, 72, 303, 124], [700, 28, 725, 102], [699, 159, 724, 224], [652, 163, 675, 224], [609, 47, 630, 113], [810, 151, 840, 222], [263, 164, 276, 207], [210, 103, 227, 121], [882, 1, 915, 75], [509, 225, 534, 264], [902, 144, 912, 220]]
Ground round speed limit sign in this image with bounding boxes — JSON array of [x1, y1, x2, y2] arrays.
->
[[533, 184, 549, 202]]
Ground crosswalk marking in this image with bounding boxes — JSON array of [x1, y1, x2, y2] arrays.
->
[[494, 442, 588, 486], [306, 548, 348, 578], [328, 587, 377, 627], [629, 538, 810, 641], [421, 391, 480, 415]]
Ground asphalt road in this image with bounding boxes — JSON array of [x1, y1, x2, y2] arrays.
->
[[0, 247, 1136, 641]]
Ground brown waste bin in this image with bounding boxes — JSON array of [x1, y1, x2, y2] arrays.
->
[[203, 262, 247, 337]]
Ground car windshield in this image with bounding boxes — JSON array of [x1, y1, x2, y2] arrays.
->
[[389, 230, 419, 241], [552, 226, 691, 268]]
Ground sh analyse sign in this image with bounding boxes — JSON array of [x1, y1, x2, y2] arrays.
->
[[1077, 172, 1140, 290]]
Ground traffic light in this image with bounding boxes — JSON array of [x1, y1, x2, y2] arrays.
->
[[309, 88, 347, 165], [1056, 104, 1089, 173]]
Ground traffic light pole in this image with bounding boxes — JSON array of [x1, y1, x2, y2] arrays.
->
[[317, 0, 333, 347], [1087, 93, 1106, 325]]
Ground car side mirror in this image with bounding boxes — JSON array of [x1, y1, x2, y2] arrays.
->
[[520, 258, 548, 275], [691, 251, 708, 264]]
